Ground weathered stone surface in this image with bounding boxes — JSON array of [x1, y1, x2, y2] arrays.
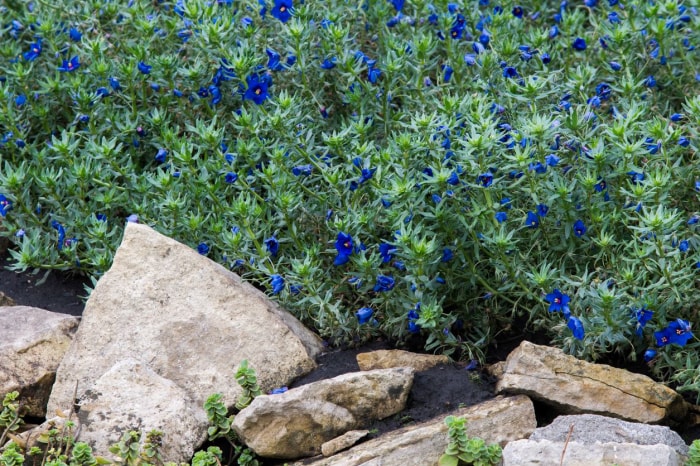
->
[[77, 359, 208, 463], [502, 440, 685, 466], [0, 306, 79, 417], [233, 367, 414, 459], [48, 222, 324, 416], [356, 350, 450, 372], [495, 341, 686, 424], [321, 430, 369, 457], [0, 291, 15, 307], [530, 414, 688, 456], [289, 395, 536, 466]]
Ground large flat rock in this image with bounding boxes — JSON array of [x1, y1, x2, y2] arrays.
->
[[291, 395, 536, 466], [47, 222, 324, 416], [1, 306, 79, 417], [495, 341, 686, 424]]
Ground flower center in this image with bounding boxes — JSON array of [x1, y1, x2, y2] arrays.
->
[[280, 5, 286, 11]]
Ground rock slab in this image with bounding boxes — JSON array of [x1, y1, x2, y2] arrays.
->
[[495, 341, 686, 424], [0, 306, 79, 417], [233, 367, 414, 459], [321, 430, 369, 457], [291, 395, 536, 466], [48, 222, 324, 417], [356, 349, 450, 371], [530, 414, 688, 456], [502, 440, 685, 466], [77, 359, 208, 463]]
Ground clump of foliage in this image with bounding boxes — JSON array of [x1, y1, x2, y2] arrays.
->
[[1, 0, 699, 395], [439, 415, 502, 466], [686, 439, 700, 466]]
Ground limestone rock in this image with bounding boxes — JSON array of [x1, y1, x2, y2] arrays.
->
[[48, 222, 324, 417], [0, 306, 79, 417], [0, 291, 15, 307], [495, 341, 686, 424], [321, 430, 369, 457], [530, 414, 688, 456], [356, 350, 450, 371], [77, 359, 208, 463], [233, 367, 414, 459], [502, 440, 685, 466], [290, 395, 536, 466]]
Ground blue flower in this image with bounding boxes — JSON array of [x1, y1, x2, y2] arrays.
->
[[670, 113, 684, 122], [442, 64, 454, 82], [224, 172, 238, 183], [594, 179, 607, 192], [137, 61, 152, 74], [572, 37, 587, 51], [609, 61, 622, 71], [379, 242, 396, 263], [529, 161, 546, 174], [627, 171, 645, 184], [368, 67, 382, 84], [545, 154, 560, 166], [441, 248, 454, 262], [155, 148, 168, 164], [69, 27, 82, 42], [373, 275, 395, 292], [292, 164, 312, 176], [15, 94, 26, 107], [334, 232, 353, 265], [270, 274, 285, 294], [264, 236, 279, 256], [654, 319, 693, 347], [269, 386, 288, 394], [271, 0, 293, 22], [525, 211, 539, 228], [321, 57, 337, 69], [567, 316, 585, 340], [51, 220, 66, 251], [477, 171, 494, 187], [390, 0, 405, 11], [643, 349, 657, 362], [58, 56, 80, 72], [679, 240, 689, 252], [109, 77, 121, 91], [495, 211, 507, 223], [266, 48, 282, 71], [536, 204, 549, 217], [356, 307, 374, 324], [244, 74, 271, 105], [197, 242, 210, 255], [0, 195, 12, 217], [23, 41, 42, 61], [573, 219, 587, 237], [545, 289, 571, 318]]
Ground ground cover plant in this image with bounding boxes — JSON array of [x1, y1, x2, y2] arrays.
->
[[1, 0, 699, 397]]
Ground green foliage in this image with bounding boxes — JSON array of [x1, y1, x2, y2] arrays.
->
[[235, 360, 262, 411], [686, 439, 700, 466], [1, 0, 700, 395], [0, 392, 23, 446], [190, 447, 221, 466], [108, 431, 142, 466], [0, 442, 25, 466], [203, 393, 233, 441], [439, 416, 502, 466]]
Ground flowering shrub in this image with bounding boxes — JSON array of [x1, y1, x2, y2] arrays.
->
[[1, 0, 699, 396]]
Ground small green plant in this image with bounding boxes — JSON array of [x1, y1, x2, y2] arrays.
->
[[439, 416, 502, 466], [234, 360, 263, 411], [0, 392, 24, 446], [686, 439, 700, 466]]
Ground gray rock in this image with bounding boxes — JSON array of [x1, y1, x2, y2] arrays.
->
[[530, 414, 688, 456], [0, 306, 79, 417], [77, 359, 208, 463], [233, 367, 414, 459], [48, 222, 324, 418], [321, 430, 369, 457], [290, 395, 536, 466], [495, 341, 687, 424], [502, 440, 685, 466]]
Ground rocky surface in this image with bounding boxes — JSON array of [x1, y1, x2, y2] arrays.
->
[[502, 440, 685, 466], [291, 395, 536, 466], [530, 414, 688, 456], [0, 306, 79, 418], [77, 359, 208, 463], [321, 430, 369, 457], [48, 222, 324, 414], [496, 341, 687, 424], [356, 349, 450, 371], [233, 367, 414, 459]]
